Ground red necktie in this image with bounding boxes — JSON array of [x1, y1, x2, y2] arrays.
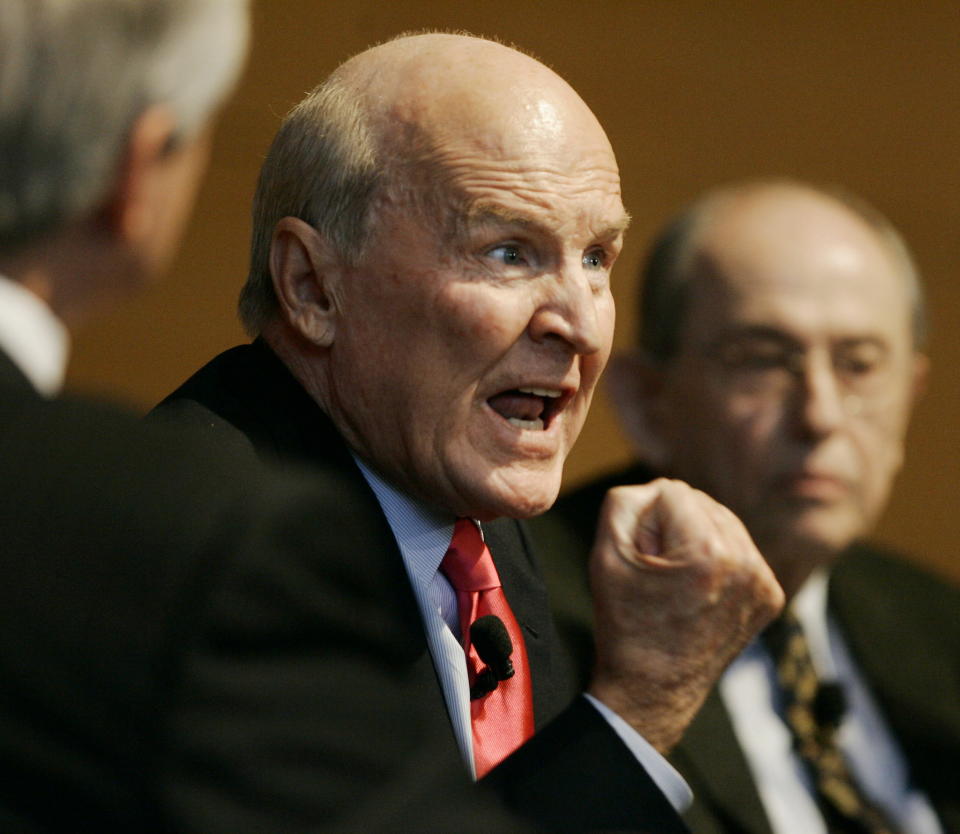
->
[[440, 518, 534, 778]]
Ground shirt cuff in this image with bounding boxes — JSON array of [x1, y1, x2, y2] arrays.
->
[[582, 692, 693, 813]]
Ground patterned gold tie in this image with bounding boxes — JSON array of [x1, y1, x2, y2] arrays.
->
[[763, 612, 901, 834]]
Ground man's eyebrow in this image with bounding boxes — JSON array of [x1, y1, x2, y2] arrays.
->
[[834, 335, 891, 350], [718, 325, 796, 341], [600, 211, 632, 239], [463, 203, 539, 230], [706, 326, 800, 351], [708, 326, 892, 350], [460, 202, 632, 239]]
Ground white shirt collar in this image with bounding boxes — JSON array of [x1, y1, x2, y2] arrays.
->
[[788, 568, 835, 679], [352, 457, 455, 582], [0, 274, 69, 395]]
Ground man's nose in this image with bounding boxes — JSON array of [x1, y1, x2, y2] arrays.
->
[[792, 353, 846, 438], [527, 258, 606, 355]]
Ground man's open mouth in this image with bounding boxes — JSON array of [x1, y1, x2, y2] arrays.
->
[[487, 387, 564, 431]]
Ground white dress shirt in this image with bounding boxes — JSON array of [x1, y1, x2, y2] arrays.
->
[[355, 458, 691, 811], [0, 274, 68, 394], [720, 571, 942, 834]]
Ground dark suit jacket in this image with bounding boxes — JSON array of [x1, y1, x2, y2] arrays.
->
[[152, 340, 689, 833], [0, 347, 530, 833], [539, 463, 960, 834]]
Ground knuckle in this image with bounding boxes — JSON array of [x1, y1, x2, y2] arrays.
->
[[606, 482, 650, 508]]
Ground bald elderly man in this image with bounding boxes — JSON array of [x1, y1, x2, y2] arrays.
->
[[154, 34, 782, 831], [541, 180, 960, 834], [0, 5, 544, 831]]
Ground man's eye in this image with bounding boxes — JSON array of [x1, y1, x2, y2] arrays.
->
[[835, 344, 885, 377], [717, 343, 791, 372], [741, 352, 791, 371], [582, 248, 605, 270], [837, 356, 877, 375], [487, 244, 526, 265]]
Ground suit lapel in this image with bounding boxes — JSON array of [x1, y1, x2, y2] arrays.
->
[[197, 339, 354, 471], [830, 548, 960, 831], [482, 517, 573, 729], [671, 689, 774, 834], [829, 548, 949, 729]]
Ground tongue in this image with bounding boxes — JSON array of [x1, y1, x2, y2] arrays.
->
[[488, 391, 545, 421]]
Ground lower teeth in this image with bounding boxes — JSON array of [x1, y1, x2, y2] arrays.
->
[[507, 417, 544, 430]]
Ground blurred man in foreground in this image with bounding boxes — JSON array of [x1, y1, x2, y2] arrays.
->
[[154, 33, 783, 832], [543, 179, 959, 833], [0, 4, 530, 831]]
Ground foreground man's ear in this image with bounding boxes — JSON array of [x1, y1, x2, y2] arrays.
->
[[105, 105, 179, 247], [606, 348, 672, 470], [270, 216, 342, 347], [910, 352, 930, 402], [88, 104, 212, 305]]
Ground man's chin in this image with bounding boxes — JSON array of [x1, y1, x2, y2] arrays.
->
[[505, 495, 557, 520], [466, 494, 556, 522], [464, 478, 561, 521], [756, 507, 861, 565]]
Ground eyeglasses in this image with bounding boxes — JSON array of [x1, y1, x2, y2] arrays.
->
[[704, 336, 903, 417]]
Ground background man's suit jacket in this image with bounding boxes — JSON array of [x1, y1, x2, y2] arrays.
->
[[153, 339, 689, 833], [0, 347, 530, 833], [535, 462, 960, 834]]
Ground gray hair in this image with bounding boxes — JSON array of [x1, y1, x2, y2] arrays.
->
[[638, 178, 928, 360], [0, 0, 249, 253], [238, 77, 384, 335]]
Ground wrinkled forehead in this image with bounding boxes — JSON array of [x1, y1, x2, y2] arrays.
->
[[338, 35, 624, 244], [394, 91, 622, 235]]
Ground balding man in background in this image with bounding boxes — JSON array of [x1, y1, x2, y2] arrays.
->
[[154, 34, 783, 832], [0, 4, 535, 831], [541, 179, 960, 834]]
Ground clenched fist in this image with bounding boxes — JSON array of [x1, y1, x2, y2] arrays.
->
[[587, 478, 784, 752]]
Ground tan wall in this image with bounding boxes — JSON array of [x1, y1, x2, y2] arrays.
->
[[68, 0, 960, 583]]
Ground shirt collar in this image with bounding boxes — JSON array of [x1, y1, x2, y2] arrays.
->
[[0, 274, 69, 395], [788, 568, 836, 678], [352, 457, 456, 587]]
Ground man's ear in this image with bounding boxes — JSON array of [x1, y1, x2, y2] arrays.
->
[[270, 217, 342, 347], [605, 348, 671, 469], [911, 352, 930, 401], [105, 104, 179, 245]]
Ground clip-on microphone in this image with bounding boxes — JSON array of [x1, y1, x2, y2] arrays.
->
[[469, 614, 515, 700], [813, 681, 847, 730]]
